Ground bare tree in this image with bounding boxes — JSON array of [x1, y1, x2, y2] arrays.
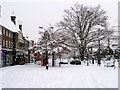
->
[[57, 4, 110, 61]]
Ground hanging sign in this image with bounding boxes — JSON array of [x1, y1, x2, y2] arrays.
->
[[1, 51, 6, 56]]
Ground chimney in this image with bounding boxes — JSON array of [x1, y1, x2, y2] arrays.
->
[[11, 16, 16, 25], [19, 24, 22, 31]]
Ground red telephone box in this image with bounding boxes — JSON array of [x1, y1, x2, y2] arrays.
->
[[41, 56, 48, 66]]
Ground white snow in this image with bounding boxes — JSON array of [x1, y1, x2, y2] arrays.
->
[[0, 60, 118, 89], [1, 18, 20, 33]]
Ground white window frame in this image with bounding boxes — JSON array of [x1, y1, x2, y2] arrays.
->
[[9, 31, 11, 37], [6, 30, 8, 36], [9, 41, 11, 48], [3, 28, 5, 35], [11, 33, 13, 38], [6, 40, 8, 47], [3, 40, 5, 47], [11, 42, 13, 48]]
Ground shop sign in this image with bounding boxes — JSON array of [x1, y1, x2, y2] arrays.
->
[[1, 51, 6, 56]]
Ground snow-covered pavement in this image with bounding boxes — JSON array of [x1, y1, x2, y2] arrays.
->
[[0, 61, 118, 89]]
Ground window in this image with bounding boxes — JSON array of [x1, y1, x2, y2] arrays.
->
[[9, 31, 11, 37], [3, 40, 5, 47], [3, 28, 5, 35], [16, 43, 17, 48], [11, 42, 13, 48], [6, 40, 8, 47], [9, 41, 11, 48], [6, 30, 8, 36], [11, 33, 13, 38]]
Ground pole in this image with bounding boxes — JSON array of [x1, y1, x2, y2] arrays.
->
[[74, 51, 75, 60], [52, 52, 54, 67], [98, 39, 101, 66], [59, 55, 61, 67], [46, 39, 48, 70], [108, 38, 110, 48], [87, 49, 89, 66]]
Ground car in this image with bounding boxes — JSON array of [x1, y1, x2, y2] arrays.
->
[[104, 60, 115, 67], [70, 60, 81, 65], [60, 62, 68, 64], [36, 61, 41, 65]]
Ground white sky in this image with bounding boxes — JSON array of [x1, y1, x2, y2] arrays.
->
[[0, 0, 119, 43]]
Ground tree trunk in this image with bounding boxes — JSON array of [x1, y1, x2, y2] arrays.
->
[[52, 52, 54, 67], [80, 52, 84, 61], [80, 49, 85, 61]]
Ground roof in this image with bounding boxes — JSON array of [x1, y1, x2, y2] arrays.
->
[[1, 17, 20, 33]]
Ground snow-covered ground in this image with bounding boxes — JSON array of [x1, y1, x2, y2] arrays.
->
[[0, 60, 118, 89]]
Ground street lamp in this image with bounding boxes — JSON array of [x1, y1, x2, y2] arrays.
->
[[98, 39, 101, 66], [97, 28, 102, 66], [39, 27, 52, 70], [87, 49, 89, 66]]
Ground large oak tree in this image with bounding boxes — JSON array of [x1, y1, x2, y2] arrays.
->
[[57, 4, 111, 61]]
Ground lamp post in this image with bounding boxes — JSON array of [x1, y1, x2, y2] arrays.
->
[[87, 49, 89, 66], [97, 28, 102, 66], [39, 27, 52, 70], [74, 51, 75, 60], [98, 39, 101, 66]]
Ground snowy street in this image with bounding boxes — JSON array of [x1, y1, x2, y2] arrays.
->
[[0, 60, 118, 89]]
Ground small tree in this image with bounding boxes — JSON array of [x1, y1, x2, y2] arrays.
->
[[36, 26, 71, 63]]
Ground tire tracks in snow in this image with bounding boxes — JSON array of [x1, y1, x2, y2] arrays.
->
[[87, 68, 106, 88]]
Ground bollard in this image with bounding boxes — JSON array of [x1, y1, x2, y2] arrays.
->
[[46, 64, 48, 70]]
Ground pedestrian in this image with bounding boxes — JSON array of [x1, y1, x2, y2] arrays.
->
[[92, 56, 94, 64], [33, 57, 36, 64]]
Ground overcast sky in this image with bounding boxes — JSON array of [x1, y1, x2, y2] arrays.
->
[[0, 0, 119, 43]]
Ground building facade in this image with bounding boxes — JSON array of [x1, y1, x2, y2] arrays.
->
[[1, 26, 15, 66], [0, 15, 34, 67]]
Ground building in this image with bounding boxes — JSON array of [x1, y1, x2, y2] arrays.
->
[[0, 22, 2, 67], [0, 15, 33, 67], [0, 3, 2, 67], [0, 14, 20, 67], [0, 3, 34, 67], [28, 40, 34, 63]]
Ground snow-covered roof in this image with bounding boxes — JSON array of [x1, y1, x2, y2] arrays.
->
[[1, 17, 20, 33]]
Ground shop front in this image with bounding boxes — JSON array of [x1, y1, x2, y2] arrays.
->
[[16, 51, 25, 65], [1, 50, 13, 67]]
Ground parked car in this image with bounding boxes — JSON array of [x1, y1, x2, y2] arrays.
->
[[70, 60, 81, 65], [104, 60, 115, 67], [36, 61, 41, 65], [60, 62, 68, 64]]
